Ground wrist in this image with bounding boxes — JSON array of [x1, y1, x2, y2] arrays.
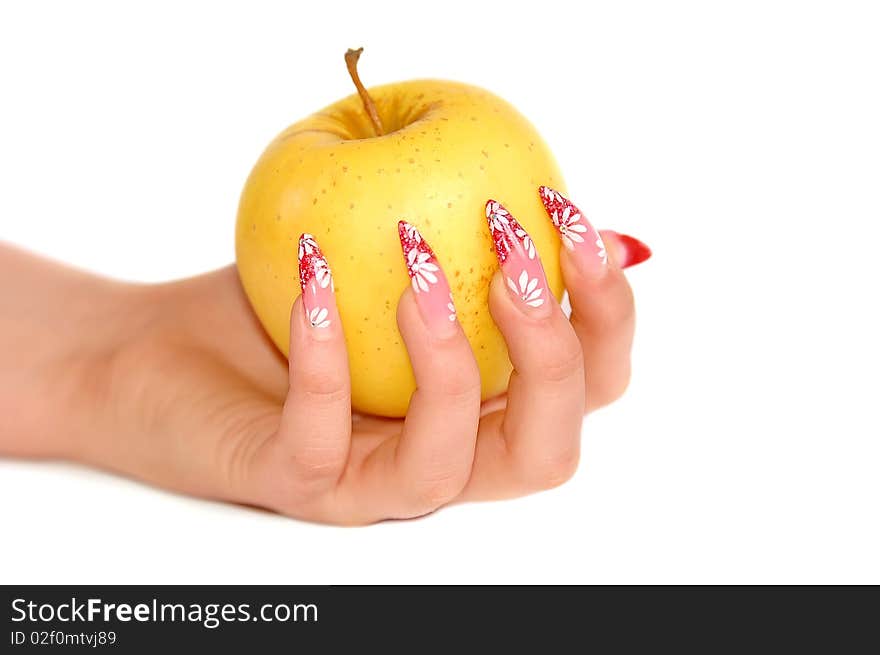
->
[[54, 282, 160, 461], [0, 245, 161, 460]]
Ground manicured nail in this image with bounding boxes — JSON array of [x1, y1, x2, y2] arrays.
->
[[298, 233, 335, 333], [397, 221, 458, 335], [539, 185, 607, 276], [485, 200, 550, 314], [604, 231, 653, 268]]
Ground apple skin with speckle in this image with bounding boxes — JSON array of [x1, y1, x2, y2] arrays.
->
[[236, 79, 566, 417]]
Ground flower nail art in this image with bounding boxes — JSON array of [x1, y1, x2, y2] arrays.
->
[[508, 270, 545, 307], [306, 306, 330, 329], [398, 221, 458, 334], [298, 233, 335, 330], [485, 200, 550, 313], [397, 221, 456, 333], [539, 186, 607, 269], [407, 249, 439, 293]]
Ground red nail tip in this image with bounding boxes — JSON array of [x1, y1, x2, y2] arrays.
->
[[485, 199, 537, 264], [616, 233, 652, 268], [297, 233, 332, 292], [397, 220, 443, 295], [297, 233, 334, 330], [538, 185, 600, 256], [398, 220, 437, 263], [538, 185, 570, 218]]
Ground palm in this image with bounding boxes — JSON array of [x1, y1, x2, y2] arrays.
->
[[191, 266, 502, 463], [142, 268, 432, 495], [141, 266, 513, 515]]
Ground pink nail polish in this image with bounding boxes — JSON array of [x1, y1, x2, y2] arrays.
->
[[298, 233, 335, 331], [397, 221, 458, 334], [485, 200, 550, 313], [539, 186, 607, 275]]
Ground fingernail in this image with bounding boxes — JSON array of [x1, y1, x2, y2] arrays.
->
[[485, 200, 551, 315], [298, 233, 335, 335], [397, 220, 458, 336], [539, 185, 607, 277], [604, 231, 653, 268]]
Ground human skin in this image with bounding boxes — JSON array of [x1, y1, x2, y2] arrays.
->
[[0, 190, 649, 525]]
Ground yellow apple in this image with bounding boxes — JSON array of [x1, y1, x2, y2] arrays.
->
[[236, 56, 566, 417]]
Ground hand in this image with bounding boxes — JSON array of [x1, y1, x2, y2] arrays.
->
[[0, 189, 649, 525]]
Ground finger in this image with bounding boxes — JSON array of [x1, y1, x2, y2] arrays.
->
[[463, 201, 585, 499], [257, 234, 351, 512], [539, 186, 651, 411], [355, 222, 480, 518]]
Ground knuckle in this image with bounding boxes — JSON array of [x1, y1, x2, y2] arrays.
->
[[264, 440, 347, 502], [428, 362, 481, 401], [291, 447, 347, 484], [275, 488, 372, 526], [256, 474, 315, 520], [539, 334, 585, 383], [254, 441, 346, 521], [296, 367, 349, 404], [266, 464, 339, 518], [591, 288, 635, 332], [519, 447, 581, 491], [410, 471, 468, 512], [588, 366, 632, 411]]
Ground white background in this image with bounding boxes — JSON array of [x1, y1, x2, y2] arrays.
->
[[1, 1, 878, 584]]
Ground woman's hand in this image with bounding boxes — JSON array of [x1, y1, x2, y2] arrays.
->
[[0, 188, 649, 525]]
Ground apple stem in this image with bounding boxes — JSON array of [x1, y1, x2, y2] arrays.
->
[[345, 48, 385, 137]]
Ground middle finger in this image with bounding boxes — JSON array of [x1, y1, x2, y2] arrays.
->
[[462, 200, 585, 500]]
